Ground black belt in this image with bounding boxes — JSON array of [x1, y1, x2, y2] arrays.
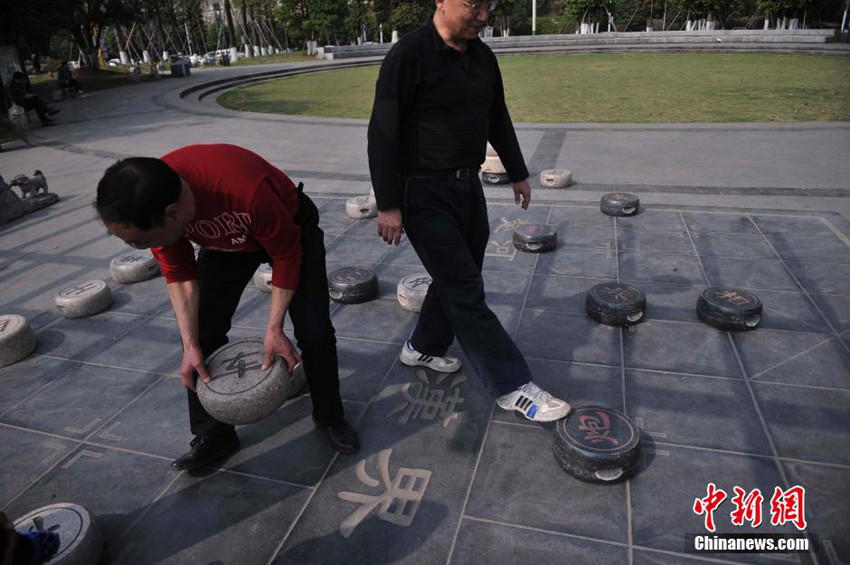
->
[[404, 168, 479, 180]]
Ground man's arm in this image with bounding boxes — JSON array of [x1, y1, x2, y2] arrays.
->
[[485, 49, 531, 209], [248, 183, 304, 371], [368, 45, 416, 246], [262, 286, 301, 372], [167, 279, 210, 391]]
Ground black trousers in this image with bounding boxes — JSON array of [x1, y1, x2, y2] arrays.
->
[[187, 192, 345, 438], [402, 174, 531, 397], [60, 78, 81, 92], [16, 96, 49, 123]]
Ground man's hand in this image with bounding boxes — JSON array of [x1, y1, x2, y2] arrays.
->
[[180, 344, 210, 392], [513, 179, 531, 210], [262, 327, 301, 373], [377, 209, 404, 246]]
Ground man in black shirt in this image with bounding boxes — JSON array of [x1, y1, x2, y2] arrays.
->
[[368, 0, 570, 422]]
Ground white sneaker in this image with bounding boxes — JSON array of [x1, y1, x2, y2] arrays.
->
[[497, 382, 571, 422], [399, 341, 462, 373]]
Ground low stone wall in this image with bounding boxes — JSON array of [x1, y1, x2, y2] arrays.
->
[[318, 29, 839, 60]]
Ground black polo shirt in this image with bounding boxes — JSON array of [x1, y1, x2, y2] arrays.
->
[[367, 16, 529, 211]]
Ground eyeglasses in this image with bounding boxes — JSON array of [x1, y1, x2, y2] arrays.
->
[[460, 0, 498, 14]]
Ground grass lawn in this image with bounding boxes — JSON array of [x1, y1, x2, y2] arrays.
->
[[217, 52, 850, 123]]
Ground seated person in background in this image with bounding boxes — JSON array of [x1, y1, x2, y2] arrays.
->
[[57, 60, 84, 95], [128, 63, 142, 83], [9, 72, 59, 126]]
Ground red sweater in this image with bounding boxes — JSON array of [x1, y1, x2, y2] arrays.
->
[[152, 144, 302, 290]]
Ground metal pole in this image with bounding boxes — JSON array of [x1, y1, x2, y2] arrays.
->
[[532, 0, 537, 35], [841, 0, 849, 35]]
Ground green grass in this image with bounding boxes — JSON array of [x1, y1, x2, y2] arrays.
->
[[218, 53, 850, 123]]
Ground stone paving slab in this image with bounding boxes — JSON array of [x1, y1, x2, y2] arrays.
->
[[1, 63, 848, 564], [2, 198, 848, 565]]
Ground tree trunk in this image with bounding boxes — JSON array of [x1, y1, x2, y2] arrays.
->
[[156, 17, 170, 59], [224, 0, 237, 47], [241, 1, 251, 46], [196, 14, 209, 54], [71, 24, 93, 68], [90, 26, 101, 69], [248, 5, 264, 45]]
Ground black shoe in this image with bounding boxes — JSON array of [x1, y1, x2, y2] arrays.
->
[[171, 434, 240, 471], [313, 417, 359, 454], [46, 107, 60, 116]]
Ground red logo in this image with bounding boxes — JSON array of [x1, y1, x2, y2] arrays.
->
[[730, 487, 764, 528], [770, 486, 807, 531], [694, 484, 807, 532], [693, 483, 728, 532], [577, 411, 620, 446]]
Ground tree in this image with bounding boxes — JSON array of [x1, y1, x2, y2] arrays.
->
[[562, 0, 609, 29], [493, 0, 532, 35], [345, 0, 376, 43], [277, 0, 348, 46], [756, 0, 809, 24], [224, 0, 237, 46], [0, 0, 116, 69], [390, 1, 432, 34]]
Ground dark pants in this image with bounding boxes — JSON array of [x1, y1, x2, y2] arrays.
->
[[402, 174, 531, 397], [61, 78, 81, 90], [16, 96, 50, 124], [187, 192, 345, 438]]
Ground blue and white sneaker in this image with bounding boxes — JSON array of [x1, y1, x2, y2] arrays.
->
[[399, 341, 462, 373], [497, 382, 570, 422]]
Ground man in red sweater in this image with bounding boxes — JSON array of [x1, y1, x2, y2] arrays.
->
[[96, 144, 359, 470]]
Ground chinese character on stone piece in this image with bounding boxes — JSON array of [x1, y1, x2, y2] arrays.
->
[[66, 282, 99, 296], [694, 483, 728, 533], [600, 287, 633, 302], [716, 290, 750, 306], [769, 485, 807, 531], [387, 369, 466, 427], [123, 254, 148, 263], [407, 276, 431, 289], [577, 411, 619, 446], [337, 448, 431, 538], [730, 487, 764, 528], [221, 351, 262, 379]]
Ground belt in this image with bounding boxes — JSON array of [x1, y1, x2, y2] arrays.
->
[[404, 168, 479, 180]]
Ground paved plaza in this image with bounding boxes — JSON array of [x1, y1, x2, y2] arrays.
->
[[1, 61, 849, 565]]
